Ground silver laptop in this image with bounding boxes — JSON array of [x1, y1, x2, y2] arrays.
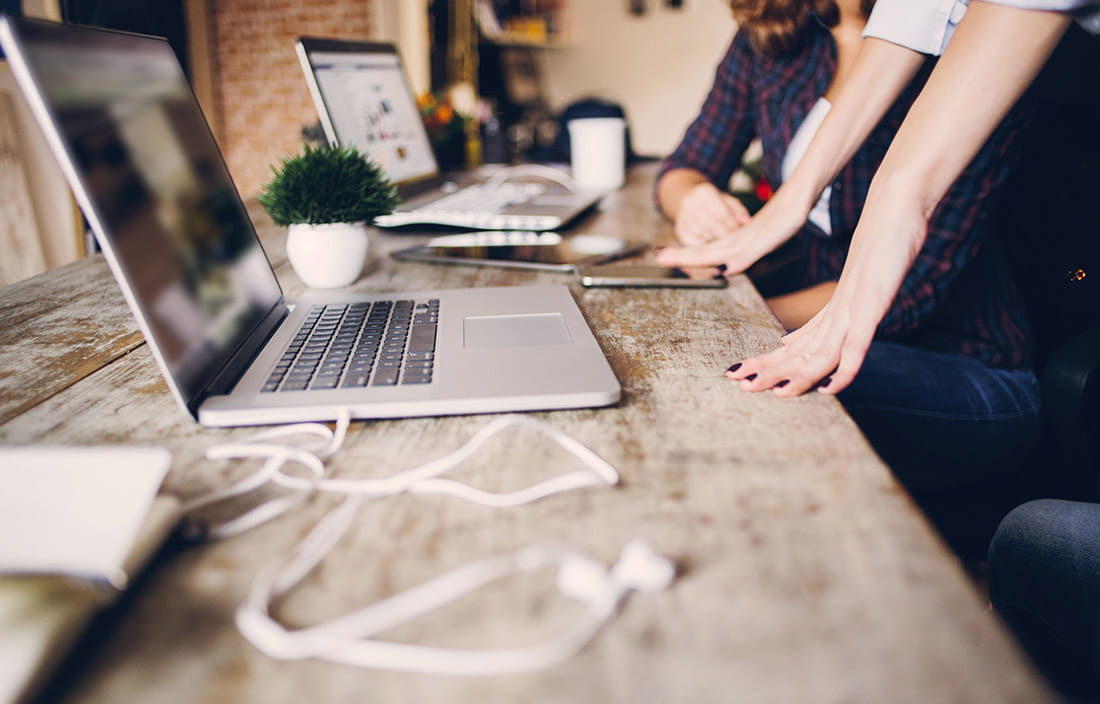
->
[[0, 16, 620, 427], [295, 36, 605, 232]]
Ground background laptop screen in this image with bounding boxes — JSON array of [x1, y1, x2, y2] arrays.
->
[[8, 19, 283, 405], [301, 43, 439, 187]]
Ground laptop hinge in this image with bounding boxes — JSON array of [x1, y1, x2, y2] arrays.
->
[[188, 302, 289, 416]]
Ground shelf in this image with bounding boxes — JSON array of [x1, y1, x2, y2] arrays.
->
[[474, 0, 571, 48]]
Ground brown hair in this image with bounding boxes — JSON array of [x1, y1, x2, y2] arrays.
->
[[728, 0, 875, 56]]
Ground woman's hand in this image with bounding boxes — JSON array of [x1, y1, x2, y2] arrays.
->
[[673, 182, 751, 246], [726, 177, 929, 396], [656, 186, 811, 274], [726, 295, 879, 397]]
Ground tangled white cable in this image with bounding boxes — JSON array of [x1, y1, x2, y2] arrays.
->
[[182, 411, 675, 675], [183, 412, 618, 539]]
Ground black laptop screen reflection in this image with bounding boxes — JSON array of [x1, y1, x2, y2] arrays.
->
[[24, 31, 281, 401]]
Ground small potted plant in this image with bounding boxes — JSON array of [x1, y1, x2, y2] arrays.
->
[[260, 145, 397, 288]]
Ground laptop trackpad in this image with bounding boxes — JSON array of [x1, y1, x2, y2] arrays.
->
[[463, 314, 573, 348]]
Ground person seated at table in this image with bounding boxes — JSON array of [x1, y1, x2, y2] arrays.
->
[[654, 0, 1041, 511]]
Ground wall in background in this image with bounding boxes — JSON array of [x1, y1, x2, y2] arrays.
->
[[210, 0, 377, 197], [373, 0, 430, 96], [538, 0, 734, 157]]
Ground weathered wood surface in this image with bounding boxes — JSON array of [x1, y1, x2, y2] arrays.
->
[[0, 202, 282, 426], [0, 165, 1052, 703]]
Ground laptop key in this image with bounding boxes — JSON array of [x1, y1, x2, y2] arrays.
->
[[342, 374, 370, 388], [408, 324, 437, 353], [372, 369, 400, 386]]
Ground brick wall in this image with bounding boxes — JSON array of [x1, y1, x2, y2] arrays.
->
[[211, 0, 376, 198]]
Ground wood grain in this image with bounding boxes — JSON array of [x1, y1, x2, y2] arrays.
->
[[0, 165, 1053, 703]]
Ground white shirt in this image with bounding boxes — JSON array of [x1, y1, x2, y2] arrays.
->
[[862, 0, 970, 56], [782, 98, 833, 236]]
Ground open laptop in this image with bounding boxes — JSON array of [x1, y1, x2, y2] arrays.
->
[[295, 36, 605, 232], [0, 15, 620, 427]]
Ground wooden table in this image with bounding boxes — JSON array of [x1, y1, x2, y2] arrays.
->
[[0, 164, 1052, 703]]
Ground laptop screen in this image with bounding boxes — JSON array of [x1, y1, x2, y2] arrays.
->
[[1, 17, 283, 412], [297, 38, 440, 189]]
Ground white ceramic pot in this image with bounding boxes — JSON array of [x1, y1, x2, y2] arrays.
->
[[285, 222, 369, 288]]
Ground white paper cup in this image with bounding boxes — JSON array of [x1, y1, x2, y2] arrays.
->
[[568, 117, 626, 191]]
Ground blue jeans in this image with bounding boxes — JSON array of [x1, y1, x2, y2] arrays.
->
[[990, 499, 1100, 701], [837, 341, 1042, 493]]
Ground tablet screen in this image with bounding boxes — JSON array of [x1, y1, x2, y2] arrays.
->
[[392, 232, 646, 271]]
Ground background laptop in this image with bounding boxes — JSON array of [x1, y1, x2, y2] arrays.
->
[[295, 36, 606, 232], [0, 15, 620, 427]]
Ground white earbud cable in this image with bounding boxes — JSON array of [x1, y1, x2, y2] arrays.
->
[[180, 411, 674, 675]]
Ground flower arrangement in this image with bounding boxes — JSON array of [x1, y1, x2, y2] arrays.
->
[[417, 92, 469, 171], [259, 144, 397, 227]]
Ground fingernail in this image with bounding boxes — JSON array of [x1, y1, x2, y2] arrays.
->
[[774, 379, 789, 388], [744, 373, 757, 381], [726, 363, 742, 373]]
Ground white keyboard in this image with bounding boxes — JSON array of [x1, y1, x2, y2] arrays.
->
[[374, 183, 563, 231]]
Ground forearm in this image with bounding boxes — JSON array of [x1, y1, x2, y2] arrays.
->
[[833, 2, 1072, 328], [656, 168, 711, 222], [780, 39, 926, 209], [867, 1, 1071, 217]]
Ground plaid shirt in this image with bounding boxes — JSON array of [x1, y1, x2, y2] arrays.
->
[[660, 23, 1032, 369]]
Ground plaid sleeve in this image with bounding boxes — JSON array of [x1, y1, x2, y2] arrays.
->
[[655, 31, 758, 214], [877, 118, 1022, 335]]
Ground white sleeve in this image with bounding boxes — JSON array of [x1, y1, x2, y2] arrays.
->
[[979, 0, 1100, 34], [862, 0, 971, 55]]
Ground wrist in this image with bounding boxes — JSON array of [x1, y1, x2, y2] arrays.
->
[[772, 176, 819, 219]]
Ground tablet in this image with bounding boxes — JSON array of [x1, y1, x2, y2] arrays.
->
[[390, 231, 647, 272]]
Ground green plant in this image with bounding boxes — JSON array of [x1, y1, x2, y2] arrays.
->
[[259, 145, 398, 226]]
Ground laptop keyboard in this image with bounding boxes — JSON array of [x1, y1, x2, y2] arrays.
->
[[262, 298, 439, 393], [374, 183, 561, 231]]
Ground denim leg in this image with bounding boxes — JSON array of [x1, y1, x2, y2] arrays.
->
[[989, 499, 1100, 700], [837, 341, 1042, 493]]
